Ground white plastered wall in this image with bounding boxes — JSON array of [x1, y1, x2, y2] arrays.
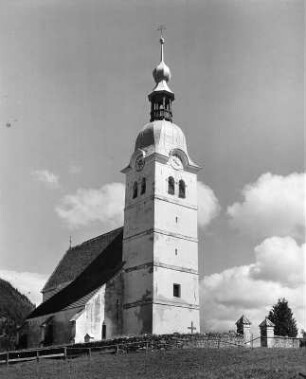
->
[[152, 303, 200, 334], [122, 149, 200, 335], [74, 285, 106, 343]]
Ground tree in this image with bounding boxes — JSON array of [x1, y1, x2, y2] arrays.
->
[[267, 298, 298, 337], [0, 278, 34, 351]]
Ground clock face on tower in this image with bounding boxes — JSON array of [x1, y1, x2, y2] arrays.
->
[[135, 155, 145, 171], [169, 155, 183, 170]]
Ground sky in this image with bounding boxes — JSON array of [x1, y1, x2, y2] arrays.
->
[[0, 0, 304, 334]]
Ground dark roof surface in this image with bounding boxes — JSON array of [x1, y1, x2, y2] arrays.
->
[[259, 318, 275, 328], [43, 227, 123, 292], [28, 227, 123, 319], [235, 315, 252, 325]]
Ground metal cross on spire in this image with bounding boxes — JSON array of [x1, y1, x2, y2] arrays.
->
[[157, 25, 166, 38], [157, 25, 166, 61]]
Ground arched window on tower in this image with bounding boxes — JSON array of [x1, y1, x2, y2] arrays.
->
[[168, 176, 175, 195], [141, 178, 146, 195], [133, 181, 138, 199], [179, 180, 186, 198]]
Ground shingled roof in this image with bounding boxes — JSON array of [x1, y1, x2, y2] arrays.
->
[[42, 227, 123, 293], [259, 317, 275, 328], [236, 315, 252, 325], [28, 227, 123, 319]]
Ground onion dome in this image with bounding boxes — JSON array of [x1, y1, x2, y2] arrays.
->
[[152, 36, 171, 84]]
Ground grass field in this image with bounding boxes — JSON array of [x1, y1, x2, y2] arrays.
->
[[0, 348, 305, 379]]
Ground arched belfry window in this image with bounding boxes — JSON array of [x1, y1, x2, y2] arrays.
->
[[168, 176, 175, 195], [179, 180, 186, 198], [141, 178, 146, 195], [133, 181, 138, 199]]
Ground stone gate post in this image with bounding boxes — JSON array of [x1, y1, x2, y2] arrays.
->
[[235, 315, 252, 346], [259, 317, 275, 348]]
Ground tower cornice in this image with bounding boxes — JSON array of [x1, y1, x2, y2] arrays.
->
[[121, 150, 201, 174]]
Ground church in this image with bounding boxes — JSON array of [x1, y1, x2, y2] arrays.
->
[[22, 35, 201, 348]]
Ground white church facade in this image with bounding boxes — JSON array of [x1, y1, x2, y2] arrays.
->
[[22, 35, 201, 348]]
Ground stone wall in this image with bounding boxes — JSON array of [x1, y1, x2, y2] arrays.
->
[[271, 336, 300, 348], [73, 332, 246, 351], [171, 333, 245, 348], [73, 332, 302, 351]]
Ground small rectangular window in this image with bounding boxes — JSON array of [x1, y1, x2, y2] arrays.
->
[[102, 322, 106, 339], [133, 182, 138, 199], [141, 178, 146, 195], [173, 284, 181, 298]]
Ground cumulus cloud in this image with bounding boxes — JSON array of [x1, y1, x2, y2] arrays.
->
[[0, 269, 47, 306], [250, 237, 305, 288], [200, 236, 305, 334], [56, 182, 125, 230], [56, 181, 219, 231], [32, 169, 60, 189], [197, 181, 220, 229], [227, 172, 305, 239]]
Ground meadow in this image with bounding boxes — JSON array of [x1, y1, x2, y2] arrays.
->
[[0, 347, 305, 379]]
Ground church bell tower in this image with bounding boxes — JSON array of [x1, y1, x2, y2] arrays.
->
[[121, 34, 200, 335]]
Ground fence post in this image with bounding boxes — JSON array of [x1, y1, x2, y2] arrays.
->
[[64, 347, 67, 360], [217, 338, 220, 349], [144, 342, 148, 374], [6, 352, 9, 366], [88, 348, 92, 360], [36, 350, 40, 362]]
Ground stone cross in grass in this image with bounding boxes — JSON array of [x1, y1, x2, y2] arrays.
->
[[188, 321, 196, 334]]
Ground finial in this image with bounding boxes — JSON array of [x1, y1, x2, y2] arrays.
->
[[69, 235, 72, 250], [157, 25, 166, 38], [152, 25, 171, 85], [157, 25, 166, 61]]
